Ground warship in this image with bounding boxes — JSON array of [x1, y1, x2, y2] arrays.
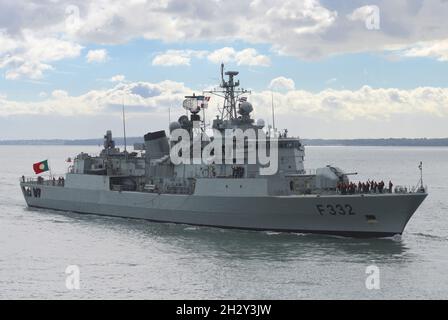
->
[[20, 65, 427, 238]]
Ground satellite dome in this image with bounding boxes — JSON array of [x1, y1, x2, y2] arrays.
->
[[238, 101, 253, 115], [169, 121, 181, 132], [256, 119, 265, 128]]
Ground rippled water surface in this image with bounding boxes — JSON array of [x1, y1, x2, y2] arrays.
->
[[0, 145, 447, 299]]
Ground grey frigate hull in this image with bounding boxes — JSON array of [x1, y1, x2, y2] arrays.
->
[[21, 181, 427, 238]]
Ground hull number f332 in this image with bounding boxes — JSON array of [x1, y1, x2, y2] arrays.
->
[[316, 204, 356, 216]]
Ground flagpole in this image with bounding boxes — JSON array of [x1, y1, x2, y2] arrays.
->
[[48, 159, 53, 180], [420, 161, 424, 190]]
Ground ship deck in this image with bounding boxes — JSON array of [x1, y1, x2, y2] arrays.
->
[[19, 176, 426, 198]]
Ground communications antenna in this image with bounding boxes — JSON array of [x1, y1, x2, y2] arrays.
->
[[204, 63, 250, 120]]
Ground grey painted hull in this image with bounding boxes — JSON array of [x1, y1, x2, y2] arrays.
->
[[20, 183, 427, 238]]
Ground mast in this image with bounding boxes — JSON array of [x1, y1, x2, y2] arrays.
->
[[122, 99, 127, 154], [204, 63, 250, 121], [271, 90, 276, 133]]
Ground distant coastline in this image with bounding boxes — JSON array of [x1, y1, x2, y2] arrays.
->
[[1, 137, 448, 147]]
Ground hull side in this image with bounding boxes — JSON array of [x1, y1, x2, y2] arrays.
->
[[21, 184, 427, 238]]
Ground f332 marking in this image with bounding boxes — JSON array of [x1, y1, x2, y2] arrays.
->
[[316, 204, 356, 216]]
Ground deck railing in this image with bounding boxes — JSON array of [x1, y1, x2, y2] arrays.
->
[[334, 184, 427, 195], [19, 176, 66, 187]]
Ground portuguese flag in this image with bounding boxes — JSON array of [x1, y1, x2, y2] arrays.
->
[[33, 160, 50, 174]]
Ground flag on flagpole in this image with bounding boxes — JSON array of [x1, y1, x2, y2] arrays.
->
[[33, 160, 50, 174], [418, 162, 422, 170], [201, 96, 211, 109]]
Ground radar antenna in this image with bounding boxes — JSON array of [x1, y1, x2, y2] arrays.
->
[[204, 63, 250, 120], [221, 63, 224, 84]]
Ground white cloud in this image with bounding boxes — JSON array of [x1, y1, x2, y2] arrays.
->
[[0, 30, 82, 79], [0, 80, 192, 116], [152, 50, 208, 66], [251, 86, 448, 121], [234, 48, 270, 66], [86, 49, 108, 63], [265, 0, 337, 35], [110, 74, 125, 82], [52, 90, 69, 99], [347, 5, 379, 23], [2, 59, 53, 80], [207, 47, 237, 64], [208, 47, 270, 66], [153, 47, 270, 67], [153, 53, 190, 66], [400, 40, 448, 61], [1, 81, 448, 125], [2, 0, 448, 72], [2, 80, 448, 138], [269, 77, 295, 91]]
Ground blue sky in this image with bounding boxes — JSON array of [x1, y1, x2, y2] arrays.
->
[[5, 40, 448, 102], [1, 0, 448, 139]]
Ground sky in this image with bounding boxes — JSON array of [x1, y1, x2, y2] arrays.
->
[[1, 0, 448, 139]]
